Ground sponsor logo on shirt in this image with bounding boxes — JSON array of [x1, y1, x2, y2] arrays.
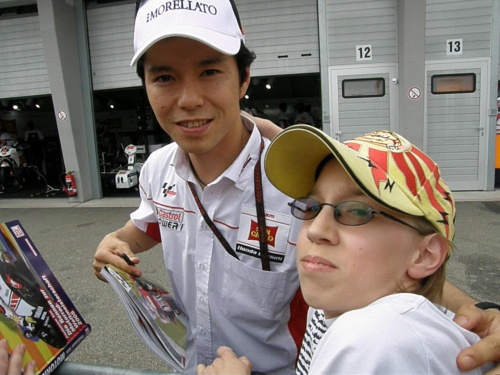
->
[[235, 205, 290, 264], [155, 207, 184, 231], [235, 244, 285, 263], [162, 182, 176, 197], [247, 220, 278, 248]]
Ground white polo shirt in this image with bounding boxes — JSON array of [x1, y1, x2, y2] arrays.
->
[[130, 117, 304, 375]]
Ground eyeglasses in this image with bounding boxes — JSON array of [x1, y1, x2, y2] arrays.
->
[[288, 197, 425, 234]]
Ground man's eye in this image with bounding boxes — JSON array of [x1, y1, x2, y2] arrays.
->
[[201, 69, 219, 77], [156, 75, 173, 83]]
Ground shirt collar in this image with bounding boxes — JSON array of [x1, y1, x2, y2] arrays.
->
[[173, 115, 263, 190]]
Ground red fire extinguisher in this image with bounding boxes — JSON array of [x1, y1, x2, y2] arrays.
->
[[64, 171, 77, 196]]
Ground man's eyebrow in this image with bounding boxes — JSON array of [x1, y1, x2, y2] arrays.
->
[[198, 57, 224, 67], [146, 57, 224, 74], [146, 65, 172, 74]]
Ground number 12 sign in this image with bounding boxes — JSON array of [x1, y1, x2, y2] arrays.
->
[[356, 45, 372, 61]]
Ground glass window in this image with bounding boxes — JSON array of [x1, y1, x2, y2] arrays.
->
[[431, 74, 476, 94], [342, 78, 385, 98]]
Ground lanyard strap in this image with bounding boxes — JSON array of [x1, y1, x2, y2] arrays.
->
[[253, 138, 270, 271], [187, 138, 271, 271], [188, 181, 240, 260]]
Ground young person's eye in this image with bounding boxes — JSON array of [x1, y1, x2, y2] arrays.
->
[[348, 208, 370, 218]]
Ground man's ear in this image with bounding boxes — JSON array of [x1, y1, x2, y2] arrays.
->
[[407, 234, 449, 280], [239, 68, 251, 99]]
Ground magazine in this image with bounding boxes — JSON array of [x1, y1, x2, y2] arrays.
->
[[0, 220, 91, 375], [100, 263, 187, 373]]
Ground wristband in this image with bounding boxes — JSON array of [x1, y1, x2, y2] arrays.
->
[[475, 302, 500, 311]]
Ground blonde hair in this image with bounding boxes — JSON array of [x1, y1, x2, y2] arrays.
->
[[410, 217, 455, 304]]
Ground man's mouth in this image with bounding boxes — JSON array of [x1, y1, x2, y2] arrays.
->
[[178, 120, 210, 129]]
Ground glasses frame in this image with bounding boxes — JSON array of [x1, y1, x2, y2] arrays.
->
[[288, 197, 426, 235]]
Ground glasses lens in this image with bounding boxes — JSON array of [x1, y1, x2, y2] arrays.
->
[[335, 201, 373, 226], [290, 198, 321, 220]]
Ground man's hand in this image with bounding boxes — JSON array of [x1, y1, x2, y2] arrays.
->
[[454, 304, 500, 374], [93, 239, 141, 282], [93, 221, 157, 281], [0, 340, 36, 375], [197, 346, 252, 375]]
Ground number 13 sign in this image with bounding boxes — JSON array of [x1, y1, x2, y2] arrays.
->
[[446, 39, 463, 55]]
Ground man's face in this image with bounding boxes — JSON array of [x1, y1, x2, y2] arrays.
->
[[143, 37, 250, 158]]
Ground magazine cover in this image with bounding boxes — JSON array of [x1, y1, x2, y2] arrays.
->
[[101, 264, 187, 373], [0, 220, 91, 375]]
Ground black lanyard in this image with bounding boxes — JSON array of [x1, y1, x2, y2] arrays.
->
[[187, 138, 271, 271]]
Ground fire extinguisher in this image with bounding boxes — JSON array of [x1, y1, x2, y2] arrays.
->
[[64, 171, 77, 196]]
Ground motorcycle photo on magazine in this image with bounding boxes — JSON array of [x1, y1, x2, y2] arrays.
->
[[0, 221, 91, 375]]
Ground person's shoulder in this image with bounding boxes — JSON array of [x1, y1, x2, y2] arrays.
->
[[148, 142, 177, 158], [141, 142, 178, 171], [315, 295, 480, 374], [329, 295, 433, 345]]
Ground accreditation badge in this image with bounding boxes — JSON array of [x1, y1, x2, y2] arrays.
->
[[235, 205, 291, 264]]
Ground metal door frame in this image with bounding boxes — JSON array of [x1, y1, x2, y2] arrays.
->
[[424, 59, 489, 190], [329, 64, 398, 140]]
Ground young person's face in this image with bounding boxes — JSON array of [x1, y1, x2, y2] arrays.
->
[[143, 37, 250, 157], [296, 159, 424, 319]]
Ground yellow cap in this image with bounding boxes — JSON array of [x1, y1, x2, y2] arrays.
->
[[264, 125, 455, 240]]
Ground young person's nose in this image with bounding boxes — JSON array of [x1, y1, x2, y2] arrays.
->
[[305, 206, 340, 245]]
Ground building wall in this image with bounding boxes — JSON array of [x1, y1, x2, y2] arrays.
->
[[1, 0, 498, 194], [0, 14, 50, 98], [326, 0, 397, 66], [87, 2, 138, 90], [426, 0, 493, 61], [238, 0, 319, 76]]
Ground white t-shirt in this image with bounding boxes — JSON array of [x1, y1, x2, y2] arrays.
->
[[298, 293, 493, 375], [130, 116, 304, 375]]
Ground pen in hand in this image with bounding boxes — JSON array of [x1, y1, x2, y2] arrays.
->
[[120, 253, 135, 266]]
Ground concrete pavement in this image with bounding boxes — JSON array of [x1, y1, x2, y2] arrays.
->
[[0, 192, 499, 373]]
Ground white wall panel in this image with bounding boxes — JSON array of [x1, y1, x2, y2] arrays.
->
[[326, 0, 397, 66], [0, 15, 50, 99], [426, 0, 492, 60], [87, 2, 140, 91], [238, 0, 320, 76]]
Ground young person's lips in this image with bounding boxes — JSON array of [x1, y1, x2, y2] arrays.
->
[[301, 255, 336, 272]]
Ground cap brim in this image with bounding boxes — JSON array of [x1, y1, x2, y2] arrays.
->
[[264, 125, 423, 217], [130, 26, 242, 66]]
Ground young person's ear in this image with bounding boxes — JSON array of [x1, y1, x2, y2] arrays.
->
[[239, 68, 251, 99], [407, 234, 449, 280]]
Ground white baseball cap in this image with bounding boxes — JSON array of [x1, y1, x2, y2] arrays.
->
[[131, 0, 245, 66]]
